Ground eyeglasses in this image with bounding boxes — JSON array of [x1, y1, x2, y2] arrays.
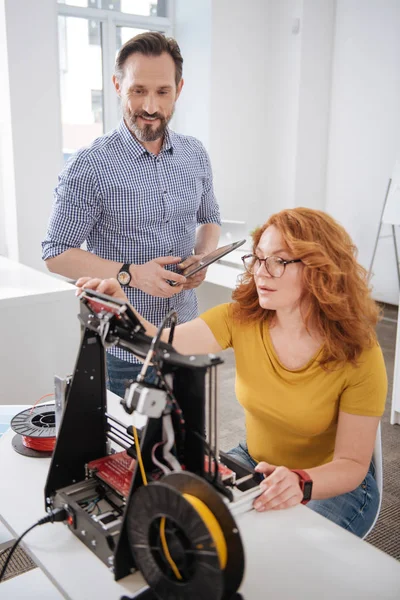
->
[[241, 254, 302, 278]]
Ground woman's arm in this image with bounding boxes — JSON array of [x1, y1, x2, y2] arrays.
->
[[300, 411, 379, 499], [75, 277, 223, 356], [253, 411, 379, 511]]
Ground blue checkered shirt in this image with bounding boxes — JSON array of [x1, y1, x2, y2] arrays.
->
[[42, 120, 221, 363]]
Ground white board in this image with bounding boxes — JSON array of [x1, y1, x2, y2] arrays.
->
[[383, 159, 400, 225]]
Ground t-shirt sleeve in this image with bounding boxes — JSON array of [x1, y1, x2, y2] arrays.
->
[[199, 303, 234, 350], [339, 344, 388, 417]]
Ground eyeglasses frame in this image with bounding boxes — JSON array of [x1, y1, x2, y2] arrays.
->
[[241, 254, 302, 278]]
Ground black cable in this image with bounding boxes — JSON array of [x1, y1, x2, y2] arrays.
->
[[167, 314, 177, 345], [156, 370, 186, 458], [136, 310, 177, 383], [0, 507, 66, 583], [152, 310, 177, 355]]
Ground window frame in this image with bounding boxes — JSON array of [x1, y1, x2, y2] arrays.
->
[[57, 1, 174, 135]]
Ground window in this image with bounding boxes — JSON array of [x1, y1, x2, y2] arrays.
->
[[61, 0, 167, 17], [57, 0, 172, 158], [58, 15, 104, 161]]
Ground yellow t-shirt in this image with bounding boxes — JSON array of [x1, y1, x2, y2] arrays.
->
[[200, 303, 387, 469]]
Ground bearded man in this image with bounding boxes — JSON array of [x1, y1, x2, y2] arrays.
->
[[42, 32, 221, 397]]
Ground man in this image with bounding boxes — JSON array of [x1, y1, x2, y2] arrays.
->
[[42, 32, 221, 397]]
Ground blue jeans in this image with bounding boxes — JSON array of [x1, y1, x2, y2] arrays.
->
[[106, 353, 156, 398], [227, 441, 379, 538]]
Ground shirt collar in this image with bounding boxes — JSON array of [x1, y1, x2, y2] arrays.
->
[[118, 119, 174, 159]]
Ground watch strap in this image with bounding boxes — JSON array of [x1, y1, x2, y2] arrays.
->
[[291, 469, 313, 504]]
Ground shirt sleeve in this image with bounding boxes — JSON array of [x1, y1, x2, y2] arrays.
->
[[195, 142, 221, 226], [339, 344, 388, 417], [42, 152, 102, 260], [199, 303, 234, 350]]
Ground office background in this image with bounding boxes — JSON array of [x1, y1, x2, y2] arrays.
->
[[0, 0, 399, 580]]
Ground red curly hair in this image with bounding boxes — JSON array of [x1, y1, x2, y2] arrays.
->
[[232, 207, 380, 367]]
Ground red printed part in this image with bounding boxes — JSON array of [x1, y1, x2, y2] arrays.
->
[[87, 451, 136, 498], [204, 458, 235, 482], [85, 297, 124, 318]]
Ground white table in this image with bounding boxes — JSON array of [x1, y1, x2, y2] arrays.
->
[[0, 257, 80, 406], [1, 395, 400, 599], [0, 567, 65, 599]]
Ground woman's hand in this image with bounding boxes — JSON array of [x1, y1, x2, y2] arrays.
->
[[75, 277, 129, 303], [253, 462, 303, 511]]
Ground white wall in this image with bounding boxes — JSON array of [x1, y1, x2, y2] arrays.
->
[[326, 0, 400, 305], [0, 0, 62, 273], [261, 0, 303, 219], [294, 0, 335, 209], [207, 0, 272, 229], [175, 0, 398, 305], [174, 0, 335, 232], [0, 0, 17, 260], [173, 0, 212, 149]]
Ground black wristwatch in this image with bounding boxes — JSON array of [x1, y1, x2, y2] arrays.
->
[[117, 263, 132, 286]]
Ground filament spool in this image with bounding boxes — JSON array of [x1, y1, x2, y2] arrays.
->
[[10, 404, 56, 458], [126, 472, 244, 600]]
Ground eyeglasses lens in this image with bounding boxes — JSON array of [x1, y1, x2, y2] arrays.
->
[[242, 256, 284, 277]]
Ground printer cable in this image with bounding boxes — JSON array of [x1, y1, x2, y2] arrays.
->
[[0, 507, 66, 583]]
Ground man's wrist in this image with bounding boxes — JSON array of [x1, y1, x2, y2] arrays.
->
[[128, 264, 137, 288]]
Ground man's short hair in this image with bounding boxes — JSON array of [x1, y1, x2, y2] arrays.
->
[[115, 31, 183, 86]]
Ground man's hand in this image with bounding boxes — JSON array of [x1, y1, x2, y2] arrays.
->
[[252, 462, 303, 512], [131, 257, 187, 297], [178, 254, 208, 290]]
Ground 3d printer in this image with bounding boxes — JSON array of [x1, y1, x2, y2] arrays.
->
[[45, 289, 263, 599]]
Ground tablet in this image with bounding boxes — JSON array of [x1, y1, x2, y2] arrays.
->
[[169, 239, 246, 286]]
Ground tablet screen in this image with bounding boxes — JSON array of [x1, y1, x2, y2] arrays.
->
[[181, 239, 247, 278]]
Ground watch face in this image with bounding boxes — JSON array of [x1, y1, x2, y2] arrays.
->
[[303, 480, 313, 501], [118, 270, 131, 286]]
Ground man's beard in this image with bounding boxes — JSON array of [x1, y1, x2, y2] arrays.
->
[[123, 105, 174, 142]]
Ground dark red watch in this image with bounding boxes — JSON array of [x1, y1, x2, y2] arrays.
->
[[291, 469, 313, 504]]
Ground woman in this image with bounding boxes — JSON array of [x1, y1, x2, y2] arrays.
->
[[76, 207, 387, 538]]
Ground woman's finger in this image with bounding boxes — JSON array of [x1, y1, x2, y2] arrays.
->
[[254, 485, 302, 512], [75, 277, 102, 296], [254, 461, 277, 477], [75, 276, 92, 287], [261, 465, 292, 488], [81, 278, 102, 290], [96, 278, 118, 293]]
